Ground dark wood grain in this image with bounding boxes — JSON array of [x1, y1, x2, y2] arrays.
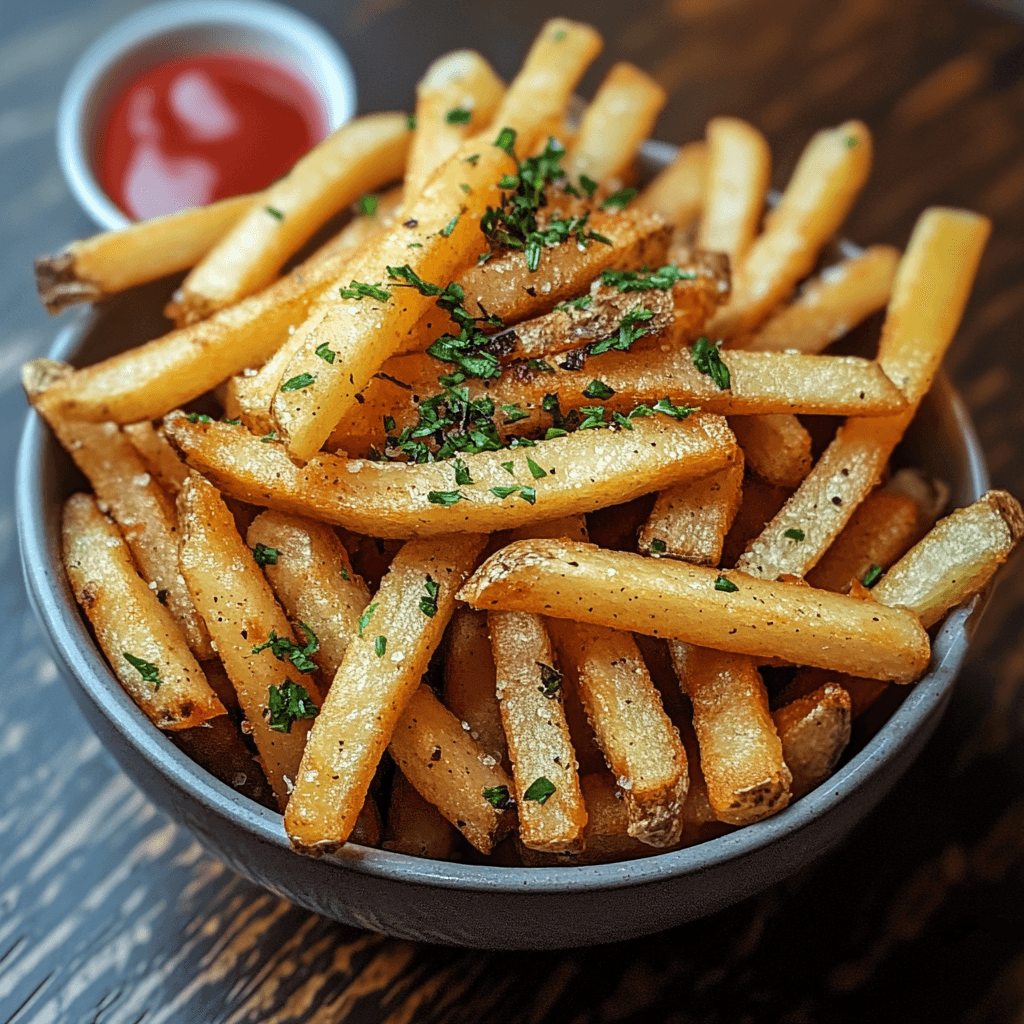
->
[[3, 1, 1024, 1021]]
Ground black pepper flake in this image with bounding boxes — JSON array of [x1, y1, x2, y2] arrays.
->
[[831, 496, 843, 506]]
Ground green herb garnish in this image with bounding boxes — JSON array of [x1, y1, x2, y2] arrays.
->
[[427, 489, 466, 506], [715, 576, 739, 593], [186, 412, 212, 423], [454, 458, 474, 485], [252, 543, 279, 567], [582, 380, 615, 400], [375, 635, 387, 658], [267, 680, 318, 732], [650, 539, 667, 553], [357, 602, 380, 637], [536, 662, 562, 698], [600, 187, 638, 210], [419, 575, 440, 618], [523, 776, 556, 804], [526, 456, 547, 479], [265, 206, 284, 220], [601, 264, 696, 292], [784, 528, 806, 542], [862, 564, 883, 588], [483, 785, 514, 809], [446, 107, 472, 124], [338, 280, 391, 302], [251, 623, 319, 674], [359, 194, 379, 216], [440, 214, 460, 237], [692, 336, 731, 390], [123, 652, 161, 689], [280, 372, 315, 392]]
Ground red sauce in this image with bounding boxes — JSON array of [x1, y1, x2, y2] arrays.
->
[[96, 54, 325, 220]]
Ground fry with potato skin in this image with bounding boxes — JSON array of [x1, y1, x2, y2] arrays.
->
[[636, 140, 707, 228], [459, 539, 931, 683], [488, 611, 587, 853], [670, 642, 791, 824], [709, 120, 873, 339], [167, 113, 413, 324], [164, 411, 738, 539], [177, 473, 322, 810], [35, 192, 257, 314], [388, 683, 516, 854], [62, 492, 225, 730], [771, 682, 851, 800], [271, 19, 604, 462], [284, 533, 487, 854]]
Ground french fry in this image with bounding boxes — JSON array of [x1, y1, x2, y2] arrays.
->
[[383, 773, 457, 860], [271, 19, 604, 461], [742, 245, 900, 354], [774, 667, 887, 720], [488, 611, 587, 853], [284, 534, 486, 853], [872, 489, 1024, 629], [709, 121, 873, 339], [720, 478, 791, 567], [636, 140, 707, 228], [443, 607, 509, 768], [404, 51, 505, 203], [164, 411, 737, 539], [805, 490, 929, 594], [563, 63, 667, 186], [638, 451, 745, 564], [736, 208, 990, 581], [22, 372, 213, 659], [503, 347, 908, 419], [771, 682, 851, 800], [123, 420, 190, 495], [388, 683, 516, 854], [177, 472, 323, 810], [669, 642, 791, 824], [167, 113, 413, 324], [307, 184, 406, 264], [62, 492, 225, 730], [349, 795, 383, 848], [728, 414, 813, 489], [245, 512, 371, 675], [697, 117, 771, 266], [35, 192, 257, 314], [458, 539, 931, 682], [547, 618, 689, 847]]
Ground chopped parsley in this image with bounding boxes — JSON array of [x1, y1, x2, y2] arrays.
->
[[502, 403, 529, 424], [280, 372, 315, 392], [359, 194, 379, 216], [252, 543, 279, 567], [483, 785, 514, 809], [407, 114, 416, 130], [601, 264, 697, 292], [251, 623, 319, 674], [340, 566, 350, 581], [692, 336, 731, 390], [846, 135, 859, 148], [582, 379, 615, 400], [553, 295, 592, 312], [649, 397, 697, 420], [383, 415, 396, 432], [338, 280, 391, 302], [784, 528, 806, 542], [650, 539, 667, 553], [491, 485, 521, 499], [123, 652, 161, 689], [523, 776, 556, 804], [525, 358, 555, 373], [419, 575, 440, 617], [446, 107, 472, 124], [526, 456, 547, 479], [265, 206, 284, 220], [260, 432, 278, 443], [223, 417, 241, 425], [862, 564, 883, 588], [465, 153, 480, 166], [427, 489, 466, 506], [440, 214, 460, 237], [312, 341, 334, 363], [375, 635, 387, 657], [493, 126, 517, 157], [589, 308, 655, 357], [536, 662, 562, 698], [578, 174, 598, 199], [554, 29, 567, 40], [454, 458, 474, 485], [501, 460, 515, 474], [460, 183, 471, 194], [715, 576, 739, 593], [600, 186, 638, 211], [185, 412, 212, 423], [357, 602, 380, 637], [267, 680, 318, 733], [519, 485, 537, 504]]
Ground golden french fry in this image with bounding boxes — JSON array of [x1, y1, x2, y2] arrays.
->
[[771, 683, 852, 799], [271, 19, 604, 461], [721, 477, 791, 567], [176, 473, 322, 809], [167, 113, 413, 324], [22, 376, 213, 659], [638, 451, 745, 564], [488, 610, 587, 853], [697, 117, 771, 266], [35, 192, 257, 314], [873, 489, 1024, 629], [382, 773, 457, 860], [164, 411, 737, 539], [388, 683, 516, 854], [505, 347, 908, 420], [443, 606, 509, 769], [636, 140, 707, 228], [709, 121, 873, 339], [737, 207, 991, 581], [284, 533, 486, 853], [743, 245, 900, 354], [728, 414, 812, 489], [459, 539, 931, 683], [564, 62, 667, 185], [404, 51, 505, 202], [123, 420, 190, 495], [245, 512, 370, 675], [670, 642, 790, 824], [805, 490, 928, 594], [308, 184, 407, 264], [548, 618, 688, 847], [62, 492, 225, 730]]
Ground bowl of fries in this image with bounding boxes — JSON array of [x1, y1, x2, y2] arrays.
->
[[19, 18, 1023, 948]]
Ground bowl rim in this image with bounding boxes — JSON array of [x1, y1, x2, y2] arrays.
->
[[56, 0, 358, 232], [17, 140, 992, 897]]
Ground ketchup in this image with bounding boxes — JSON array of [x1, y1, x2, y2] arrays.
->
[[97, 54, 324, 220]]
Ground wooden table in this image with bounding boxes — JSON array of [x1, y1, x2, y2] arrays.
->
[[3, 0, 1024, 1020]]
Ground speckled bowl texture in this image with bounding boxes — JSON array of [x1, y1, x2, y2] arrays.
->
[[17, 142, 990, 949]]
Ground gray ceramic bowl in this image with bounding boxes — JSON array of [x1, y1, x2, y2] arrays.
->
[[17, 142, 990, 949]]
